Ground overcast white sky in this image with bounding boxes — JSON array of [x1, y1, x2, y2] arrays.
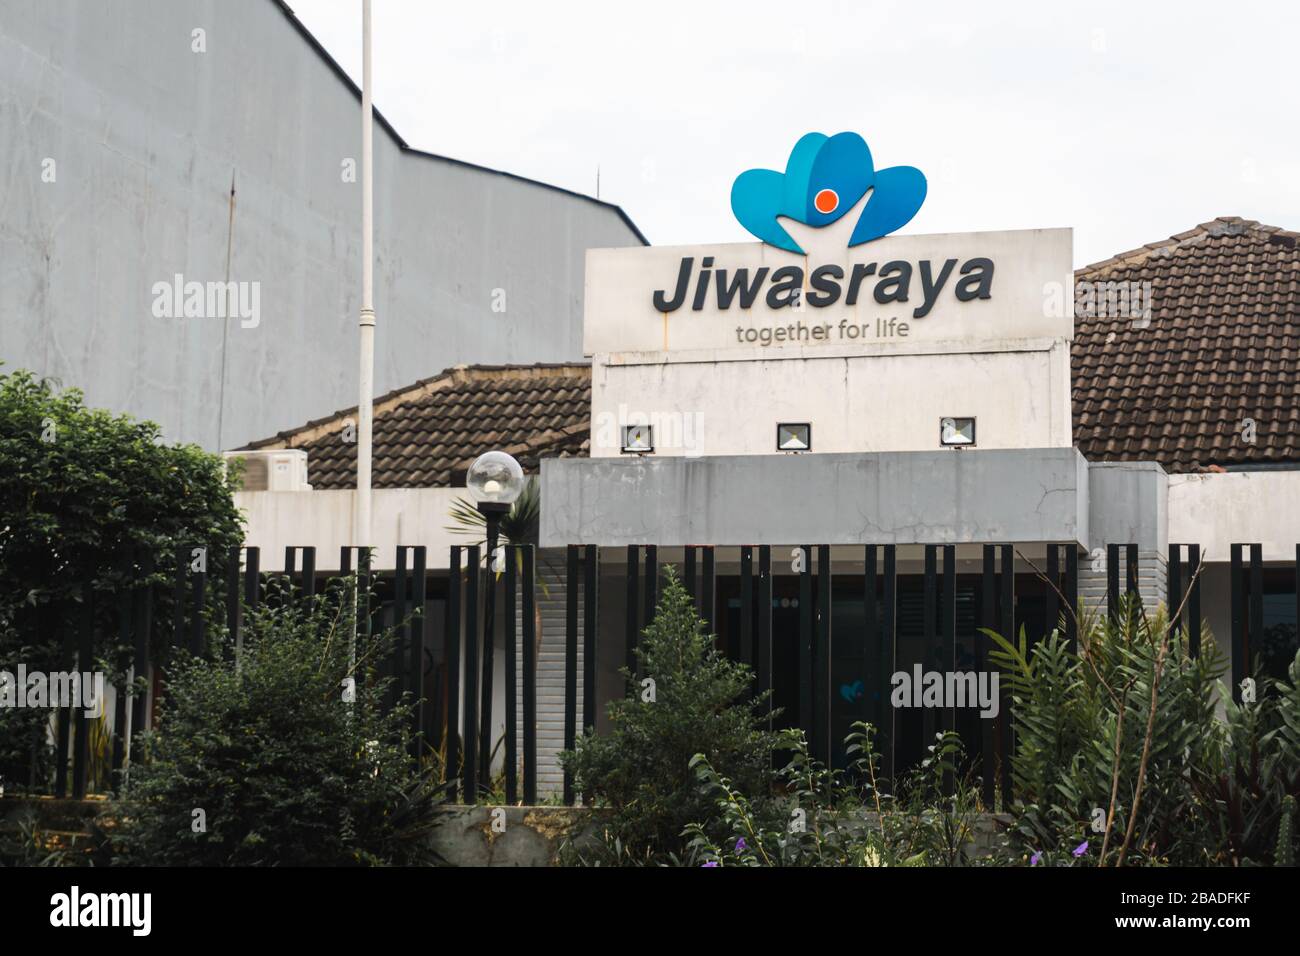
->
[[288, 0, 1300, 266]]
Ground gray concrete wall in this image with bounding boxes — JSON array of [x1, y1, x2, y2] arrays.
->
[[1079, 462, 1170, 616], [540, 448, 1091, 548], [1086, 462, 1168, 559], [0, 0, 642, 450]]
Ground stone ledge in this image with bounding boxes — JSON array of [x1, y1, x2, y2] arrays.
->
[[429, 805, 611, 867]]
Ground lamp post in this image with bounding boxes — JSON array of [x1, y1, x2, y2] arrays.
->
[[466, 451, 524, 795]]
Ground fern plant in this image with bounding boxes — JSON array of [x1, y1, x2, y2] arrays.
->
[[985, 593, 1300, 866]]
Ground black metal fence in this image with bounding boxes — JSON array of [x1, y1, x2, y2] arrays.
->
[[613, 543, 1064, 809], [9, 539, 1300, 805]]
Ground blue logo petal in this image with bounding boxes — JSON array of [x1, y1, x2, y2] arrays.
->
[[849, 164, 927, 246], [731, 132, 926, 253]]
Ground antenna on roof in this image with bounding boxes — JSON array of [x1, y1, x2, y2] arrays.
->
[[596, 164, 600, 200]]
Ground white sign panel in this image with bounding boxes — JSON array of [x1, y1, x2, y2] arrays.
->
[[584, 227, 1072, 357]]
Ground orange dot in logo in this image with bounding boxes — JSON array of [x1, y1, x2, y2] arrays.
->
[[814, 188, 839, 214]]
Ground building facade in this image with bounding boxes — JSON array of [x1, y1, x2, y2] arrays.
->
[[234, 131, 1299, 792], [0, 0, 643, 450]]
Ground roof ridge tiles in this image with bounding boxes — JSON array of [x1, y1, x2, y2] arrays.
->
[[1076, 216, 1299, 277]]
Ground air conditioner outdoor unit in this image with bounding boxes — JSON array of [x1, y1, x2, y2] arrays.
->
[[224, 449, 311, 492]]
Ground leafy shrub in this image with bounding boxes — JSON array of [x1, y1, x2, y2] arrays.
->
[[988, 597, 1300, 866], [0, 368, 243, 792], [684, 725, 984, 867], [112, 582, 446, 866], [559, 567, 779, 863], [1191, 653, 1300, 865]]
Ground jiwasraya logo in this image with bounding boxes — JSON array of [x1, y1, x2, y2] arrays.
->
[[731, 132, 926, 253]]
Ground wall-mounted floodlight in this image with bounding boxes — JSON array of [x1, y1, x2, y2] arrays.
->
[[621, 424, 653, 454], [940, 417, 976, 448], [777, 422, 811, 452]]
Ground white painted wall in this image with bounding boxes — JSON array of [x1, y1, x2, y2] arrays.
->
[[235, 487, 476, 569], [1168, 472, 1300, 562], [590, 342, 1072, 457]]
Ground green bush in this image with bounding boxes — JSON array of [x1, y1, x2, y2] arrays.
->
[[1192, 654, 1300, 866], [559, 567, 779, 863], [0, 368, 243, 791], [989, 597, 1300, 866], [684, 725, 985, 867], [112, 583, 446, 866]]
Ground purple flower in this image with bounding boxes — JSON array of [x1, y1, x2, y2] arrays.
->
[[1072, 840, 1089, 857], [1030, 850, 1042, 866], [735, 838, 748, 853], [702, 860, 718, 867]]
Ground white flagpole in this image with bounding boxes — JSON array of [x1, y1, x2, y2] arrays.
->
[[356, 0, 375, 548]]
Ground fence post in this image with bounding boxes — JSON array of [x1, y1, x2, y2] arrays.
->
[[505, 546, 518, 805], [172, 546, 186, 648], [1107, 543, 1121, 626], [53, 604, 71, 798], [243, 547, 260, 658], [798, 545, 813, 752], [881, 545, 897, 788], [521, 545, 537, 804], [1126, 543, 1139, 610], [999, 544, 1015, 809], [816, 545, 832, 768], [300, 546, 316, 607], [564, 544, 579, 805], [979, 545, 997, 808], [1249, 543, 1263, 692], [923, 545, 938, 748], [758, 545, 773, 730], [1230, 543, 1244, 701], [462, 545, 480, 800], [225, 546, 242, 660], [582, 545, 598, 742], [1045, 544, 1060, 641], [684, 546, 696, 606], [283, 546, 297, 609], [941, 544, 956, 761], [625, 545, 639, 682], [702, 546, 716, 639], [392, 547, 408, 715], [188, 548, 206, 657], [1065, 545, 1079, 654], [739, 547, 754, 668], [445, 546, 462, 800], [1168, 543, 1182, 640], [410, 546, 427, 761], [72, 582, 94, 799], [112, 565, 131, 784], [130, 554, 154, 767], [863, 545, 878, 739], [643, 545, 658, 627], [1187, 544, 1201, 658]]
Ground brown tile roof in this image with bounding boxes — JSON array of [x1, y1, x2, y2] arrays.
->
[[1072, 217, 1300, 473], [247, 217, 1300, 488], [242, 363, 590, 489]]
